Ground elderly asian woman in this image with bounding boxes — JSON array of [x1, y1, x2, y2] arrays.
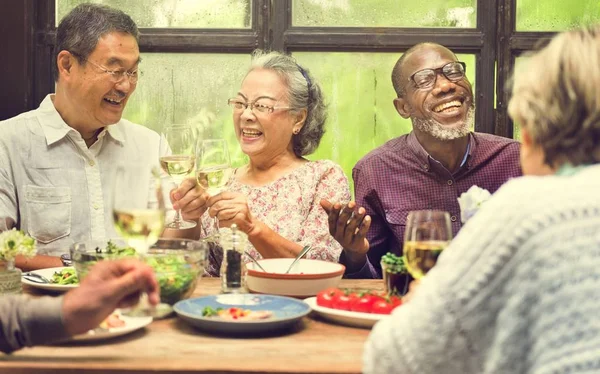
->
[[197, 51, 350, 276], [363, 26, 600, 374]]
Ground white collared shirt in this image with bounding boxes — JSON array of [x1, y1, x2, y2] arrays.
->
[[0, 95, 161, 255]]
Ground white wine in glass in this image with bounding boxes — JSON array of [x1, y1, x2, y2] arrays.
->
[[403, 210, 452, 280], [112, 163, 171, 317], [159, 124, 197, 229], [196, 139, 232, 236]]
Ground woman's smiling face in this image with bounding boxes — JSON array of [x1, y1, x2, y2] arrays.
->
[[233, 68, 299, 161]]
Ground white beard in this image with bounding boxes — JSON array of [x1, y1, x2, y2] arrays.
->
[[413, 106, 475, 140]]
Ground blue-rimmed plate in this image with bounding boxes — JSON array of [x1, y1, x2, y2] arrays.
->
[[174, 294, 311, 334]]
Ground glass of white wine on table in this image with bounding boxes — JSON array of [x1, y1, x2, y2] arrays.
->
[[403, 210, 452, 280], [159, 124, 197, 229], [196, 138, 233, 239], [112, 163, 171, 318]]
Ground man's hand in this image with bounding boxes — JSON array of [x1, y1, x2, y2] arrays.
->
[[61, 259, 159, 336], [170, 177, 210, 221], [206, 191, 258, 236], [320, 199, 371, 263]]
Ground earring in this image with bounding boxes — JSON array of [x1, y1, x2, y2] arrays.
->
[[293, 129, 299, 135]]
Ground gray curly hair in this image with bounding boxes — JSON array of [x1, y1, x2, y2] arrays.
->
[[508, 25, 600, 167], [249, 50, 327, 157]]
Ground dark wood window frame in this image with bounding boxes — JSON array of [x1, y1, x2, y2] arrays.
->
[[2, 0, 556, 138]]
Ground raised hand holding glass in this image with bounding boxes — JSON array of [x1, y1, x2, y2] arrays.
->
[[159, 124, 197, 229], [196, 138, 233, 236]]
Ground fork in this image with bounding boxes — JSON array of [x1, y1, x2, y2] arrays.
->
[[22, 272, 51, 284]]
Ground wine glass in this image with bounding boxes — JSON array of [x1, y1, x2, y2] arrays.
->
[[196, 138, 233, 237], [403, 210, 452, 280], [112, 162, 171, 317], [159, 124, 197, 229]]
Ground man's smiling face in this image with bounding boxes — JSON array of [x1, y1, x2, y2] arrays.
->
[[396, 45, 474, 140]]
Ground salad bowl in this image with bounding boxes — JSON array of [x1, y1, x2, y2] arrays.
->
[[71, 238, 207, 305]]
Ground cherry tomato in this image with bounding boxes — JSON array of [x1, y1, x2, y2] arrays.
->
[[351, 293, 378, 313], [332, 293, 355, 311], [316, 287, 342, 308], [389, 296, 403, 309], [371, 298, 395, 314]]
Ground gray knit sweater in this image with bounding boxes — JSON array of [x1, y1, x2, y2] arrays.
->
[[364, 164, 600, 374], [0, 295, 69, 354]]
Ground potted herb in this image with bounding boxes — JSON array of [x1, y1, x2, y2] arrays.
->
[[380, 252, 410, 296]]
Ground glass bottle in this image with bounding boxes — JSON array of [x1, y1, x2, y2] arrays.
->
[[220, 224, 247, 293]]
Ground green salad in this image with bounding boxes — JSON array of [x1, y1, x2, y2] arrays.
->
[[78, 240, 198, 305], [51, 268, 79, 285]]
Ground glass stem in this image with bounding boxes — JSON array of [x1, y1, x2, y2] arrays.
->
[[173, 209, 183, 224]]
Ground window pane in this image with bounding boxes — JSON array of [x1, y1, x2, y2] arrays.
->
[[293, 52, 476, 192], [123, 53, 250, 167], [511, 57, 526, 140], [516, 0, 600, 31], [293, 0, 477, 28], [56, 0, 252, 28]]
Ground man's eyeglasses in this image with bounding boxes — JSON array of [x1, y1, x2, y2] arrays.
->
[[227, 99, 292, 115], [408, 61, 466, 90], [73, 53, 139, 84]]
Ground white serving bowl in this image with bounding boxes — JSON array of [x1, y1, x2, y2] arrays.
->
[[246, 258, 345, 298]]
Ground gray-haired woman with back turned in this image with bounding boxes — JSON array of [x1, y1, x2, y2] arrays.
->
[[199, 50, 350, 276], [364, 25, 600, 374]]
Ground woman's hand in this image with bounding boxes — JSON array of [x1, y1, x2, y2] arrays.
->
[[170, 177, 210, 221], [206, 191, 259, 236]]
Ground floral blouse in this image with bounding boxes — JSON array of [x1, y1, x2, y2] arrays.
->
[[203, 159, 351, 276]]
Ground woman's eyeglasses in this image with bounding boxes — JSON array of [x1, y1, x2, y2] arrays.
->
[[227, 99, 292, 115]]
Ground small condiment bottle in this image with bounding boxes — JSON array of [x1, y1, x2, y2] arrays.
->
[[219, 224, 248, 294]]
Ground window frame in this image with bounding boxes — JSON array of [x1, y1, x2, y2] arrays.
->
[[2, 0, 559, 139], [495, 0, 556, 138]]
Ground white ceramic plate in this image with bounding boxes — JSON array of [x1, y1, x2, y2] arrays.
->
[[69, 313, 153, 342], [21, 266, 78, 292], [303, 297, 385, 329]]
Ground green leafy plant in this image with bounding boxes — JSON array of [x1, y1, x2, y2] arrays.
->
[[0, 229, 36, 262]]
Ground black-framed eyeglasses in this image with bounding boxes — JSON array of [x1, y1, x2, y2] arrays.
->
[[71, 52, 140, 84], [227, 98, 292, 115], [408, 61, 467, 90]]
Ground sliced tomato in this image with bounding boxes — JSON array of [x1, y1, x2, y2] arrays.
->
[[316, 287, 342, 308]]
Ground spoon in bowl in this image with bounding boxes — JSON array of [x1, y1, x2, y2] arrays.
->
[[245, 251, 267, 272], [285, 245, 312, 274]]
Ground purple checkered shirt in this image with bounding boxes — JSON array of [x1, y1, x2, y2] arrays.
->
[[342, 131, 522, 278]]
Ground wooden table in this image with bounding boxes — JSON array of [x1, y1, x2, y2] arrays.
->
[[0, 279, 383, 374]]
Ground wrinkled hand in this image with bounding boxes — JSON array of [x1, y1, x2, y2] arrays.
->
[[61, 259, 159, 336], [206, 191, 258, 235], [320, 199, 371, 258], [170, 177, 210, 221]]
